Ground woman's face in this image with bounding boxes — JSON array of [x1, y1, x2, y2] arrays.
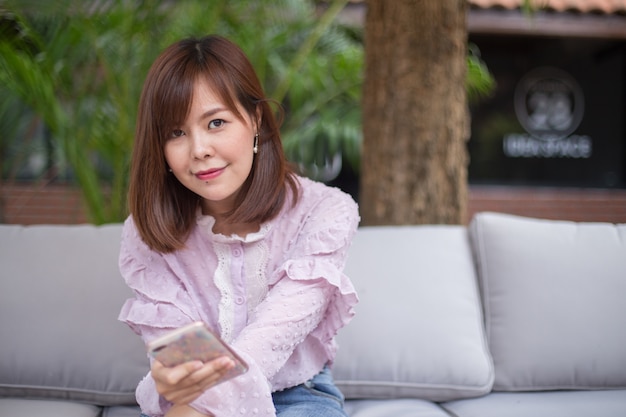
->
[[164, 78, 256, 217]]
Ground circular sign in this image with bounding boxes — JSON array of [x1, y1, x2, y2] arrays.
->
[[514, 67, 585, 140]]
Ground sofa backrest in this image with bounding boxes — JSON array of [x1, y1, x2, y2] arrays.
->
[[0, 222, 496, 406], [468, 212, 626, 392], [0, 224, 149, 406], [333, 224, 494, 402]]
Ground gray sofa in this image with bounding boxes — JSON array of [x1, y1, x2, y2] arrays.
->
[[1, 212, 625, 416]]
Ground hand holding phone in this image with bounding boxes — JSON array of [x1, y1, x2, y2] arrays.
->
[[147, 321, 248, 385]]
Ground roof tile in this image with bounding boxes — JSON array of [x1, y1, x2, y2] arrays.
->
[[468, 0, 626, 14]]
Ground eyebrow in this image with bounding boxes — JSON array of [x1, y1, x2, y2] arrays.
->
[[199, 107, 229, 121]]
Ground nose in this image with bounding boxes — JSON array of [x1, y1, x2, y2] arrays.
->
[[190, 132, 213, 160]]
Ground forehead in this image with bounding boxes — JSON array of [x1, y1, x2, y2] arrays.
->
[[190, 79, 222, 108], [188, 76, 244, 120]]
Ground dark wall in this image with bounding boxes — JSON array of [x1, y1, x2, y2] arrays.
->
[[468, 35, 625, 188]]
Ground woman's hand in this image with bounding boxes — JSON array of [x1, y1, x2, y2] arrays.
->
[[152, 356, 235, 406]]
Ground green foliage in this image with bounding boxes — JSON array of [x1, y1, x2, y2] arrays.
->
[[0, 0, 360, 222], [0, 0, 493, 223], [467, 43, 496, 104]]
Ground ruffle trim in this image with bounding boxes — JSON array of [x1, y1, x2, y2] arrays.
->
[[118, 298, 195, 338], [119, 261, 198, 318], [273, 183, 360, 345], [118, 221, 201, 337], [280, 257, 358, 345], [212, 240, 235, 342], [301, 225, 353, 257]]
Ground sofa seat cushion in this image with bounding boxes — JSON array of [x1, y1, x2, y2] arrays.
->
[[441, 390, 626, 417], [102, 405, 143, 417], [0, 398, 101, 417], [469, 213, 626, 391], [0, 224, 149, 406], [345, 399, 453, 417], [334, 226, 493, 402]]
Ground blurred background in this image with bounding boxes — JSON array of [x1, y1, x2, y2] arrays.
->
[[1, 0, 625, 224]]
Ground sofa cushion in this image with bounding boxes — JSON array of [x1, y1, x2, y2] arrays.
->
[[0, 224, 149, 406], [345, 399, 454, 417], [0, 399, 101, 417], [469, 212, 626, 391], [441, 390, 626, 417], [333, 225, 494, 402], [102, 405, 143, 417]]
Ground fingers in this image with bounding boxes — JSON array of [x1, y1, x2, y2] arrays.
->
[[153, 360, 204, 386], [152, 357, 235, 405], [190, 357, 235, 388]]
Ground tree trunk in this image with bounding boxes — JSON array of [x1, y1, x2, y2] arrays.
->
[[360, 0, 469, 225]]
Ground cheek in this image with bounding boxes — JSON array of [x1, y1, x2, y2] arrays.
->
[[163, 143, 183, 169], [225, 133, 254, 162]]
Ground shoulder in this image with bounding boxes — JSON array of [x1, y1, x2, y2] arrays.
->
[[273, 176, 360, 242], [293, 175, 357, 209], [121, 215, 140, 243], [120, 215, 164, 263], [268, 176, 360, 267], [292, 175, 359, 221]]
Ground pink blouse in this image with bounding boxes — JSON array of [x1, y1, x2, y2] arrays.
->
[[118, 176, 360, 417]]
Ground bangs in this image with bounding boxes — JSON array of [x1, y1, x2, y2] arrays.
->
[[153, 55, 247, 146], [199, 68, 247, 122], [153, 64, 196, 146]]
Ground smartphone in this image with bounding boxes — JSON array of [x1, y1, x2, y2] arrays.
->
[[147, 321, 248, 383]]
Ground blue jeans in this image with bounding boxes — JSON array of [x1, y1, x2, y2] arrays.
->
[[272, 366, 347, 417], [140, 366, 347, 417]]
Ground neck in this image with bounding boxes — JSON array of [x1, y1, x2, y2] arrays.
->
[[212, 219, 260, 238]]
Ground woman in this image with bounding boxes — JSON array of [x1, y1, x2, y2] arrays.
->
[[118, 35, 359, 417]]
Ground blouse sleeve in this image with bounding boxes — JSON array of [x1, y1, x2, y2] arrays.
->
[[238, 185, 360, 371], [118, 218, 278, 417], [117, 217, 200, 341]]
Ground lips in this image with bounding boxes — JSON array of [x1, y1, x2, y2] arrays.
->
[[195, 167, 225, 181]]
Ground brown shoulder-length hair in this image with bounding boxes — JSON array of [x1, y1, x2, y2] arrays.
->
[[128, 35, 298, 253]]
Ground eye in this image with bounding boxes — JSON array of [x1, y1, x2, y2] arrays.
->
[[208, 119, 225, 129], [170, 129, 185, 138]]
